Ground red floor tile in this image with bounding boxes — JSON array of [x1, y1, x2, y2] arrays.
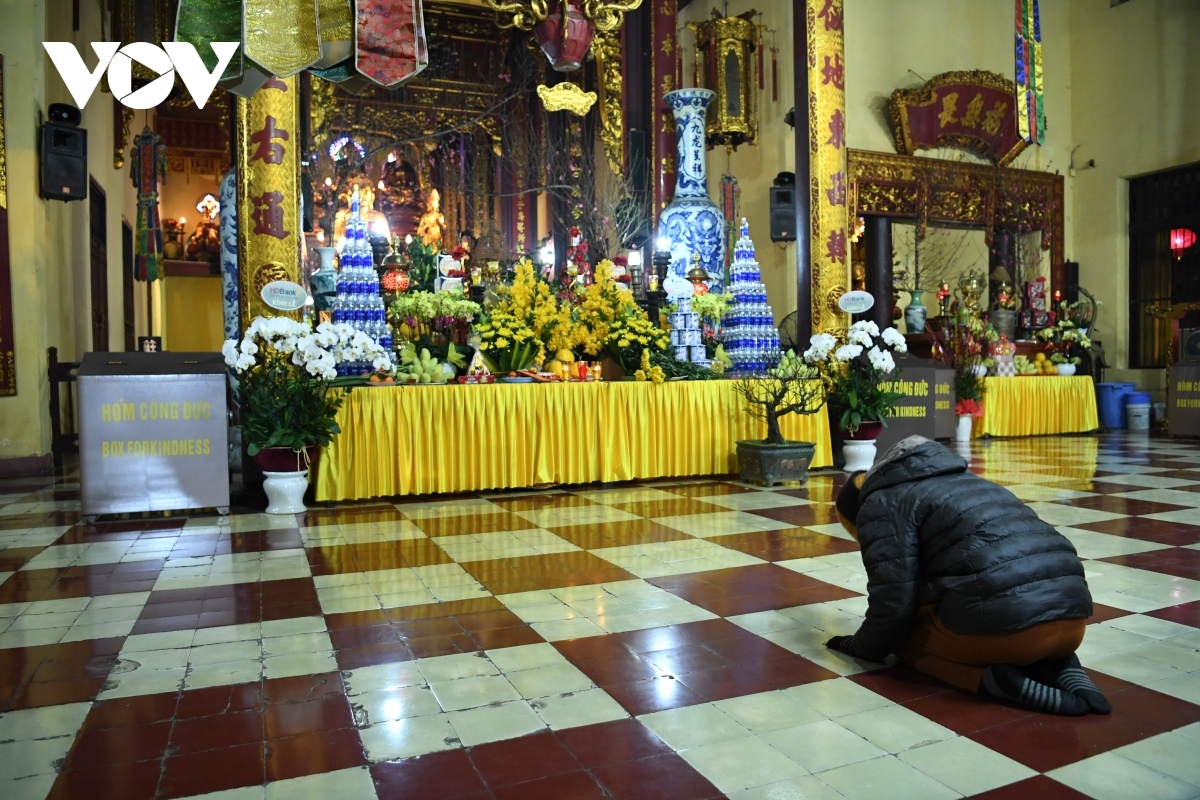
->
[[176, 682, 263, 719], [967, 710, 1170, 772], [603, 676, 706, 715], [63, 720, 172, 769], [335, 641, 415, 671], [264, 695, 354, 739], [491, 770, 609, 800], [591, 752, 723, 800], [848, 665, 954, 704], [1098, 548, 1200, 581], [264, 727, 367, 781], [569, 651, 663, 687], [47, 759, 163, 800], [84, 692, 180, 730], [170, 710, 264, 755], [262, 671, 345, 705], [1147, 599, 1200, 628], [967, 775, 1092, 799], [371, 749, 490, 799], [903, 688, 1035, 735], [468, 625, 545, 650], [556, 719, 674, 767], [469, 731, 582, 787], [1087, 603, 1132, 624], [159, 741, 265, 799]]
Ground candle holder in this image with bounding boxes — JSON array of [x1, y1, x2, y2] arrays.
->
[[647, 241, 671, 322]]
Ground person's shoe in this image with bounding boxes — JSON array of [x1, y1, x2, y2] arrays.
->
[[980, 663, 1088, 716], [1025, 654, 1112, 715]]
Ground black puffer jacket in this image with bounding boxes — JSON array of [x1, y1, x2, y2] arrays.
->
[[847, 439, 1092, 662]]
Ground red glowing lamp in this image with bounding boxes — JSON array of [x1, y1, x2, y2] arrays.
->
[[1170, 228, 1197, 260]]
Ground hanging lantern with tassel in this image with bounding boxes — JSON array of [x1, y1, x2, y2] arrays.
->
[[686, 10, 762, 150]]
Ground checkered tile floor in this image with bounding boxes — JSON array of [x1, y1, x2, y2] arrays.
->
[[2, 433, 1200, 800]]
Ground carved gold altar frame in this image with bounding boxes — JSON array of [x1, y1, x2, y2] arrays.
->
[[846, 148, 1065, 288]]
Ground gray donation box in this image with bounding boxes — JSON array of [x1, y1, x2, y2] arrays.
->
[[78, 352, 229, 516]]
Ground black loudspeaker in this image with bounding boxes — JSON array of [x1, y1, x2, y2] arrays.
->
[[1065, 260, 1079, 303], [48, 103, 82, 126], [769, 186, 796, 242], [40, 122, 88, 201], [628, 130, 647, 194], [301, 173, 314, 233]]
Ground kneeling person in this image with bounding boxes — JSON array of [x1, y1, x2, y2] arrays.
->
[[828, 436, 1109, 716]]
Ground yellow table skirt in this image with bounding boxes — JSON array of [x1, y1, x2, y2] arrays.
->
[[973, 376, 1099, 438], [315, 381, 833, 501]]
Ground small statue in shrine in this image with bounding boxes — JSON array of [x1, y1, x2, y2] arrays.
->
[[416, 188, 446, 248], [185, 194, 221, 262], [557, 226, 591, 302]]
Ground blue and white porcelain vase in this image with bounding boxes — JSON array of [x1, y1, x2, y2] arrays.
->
[[658, 89, 725, 291]]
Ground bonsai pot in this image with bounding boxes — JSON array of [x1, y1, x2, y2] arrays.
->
[[252, 446, 320, 514], [736, 440, 815, 487]]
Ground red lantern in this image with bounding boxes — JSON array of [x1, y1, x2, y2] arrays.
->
[[1170, 228, 1197, 260], [533, 2, 593, 72]]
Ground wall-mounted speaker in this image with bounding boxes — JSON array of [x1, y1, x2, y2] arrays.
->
[[769, 193, 795, 242], [40, 122, 88, 201]]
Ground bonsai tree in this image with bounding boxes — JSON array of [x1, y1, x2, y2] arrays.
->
[[734, 349, 825, 444]]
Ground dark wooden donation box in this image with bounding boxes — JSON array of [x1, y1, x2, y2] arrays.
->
[[874, 356, 955, 453], [1169, 357, 1200, 438]]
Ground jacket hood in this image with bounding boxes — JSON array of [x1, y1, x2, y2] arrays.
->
[[861, 436, 968, 497]]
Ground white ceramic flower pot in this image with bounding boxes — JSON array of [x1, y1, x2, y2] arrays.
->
[[1056, 363, 1076, 376], [956, 415, 974, 443], [263, 470, 310, 514], [842, 439, 877, 472], [971, 364, 988, 379]]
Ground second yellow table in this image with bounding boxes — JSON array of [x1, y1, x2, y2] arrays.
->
[[973, 376, 1099, 437]]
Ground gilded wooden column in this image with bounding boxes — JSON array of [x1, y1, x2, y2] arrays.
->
[[805, 0, 849, 333], [236, 77, 303, 330]]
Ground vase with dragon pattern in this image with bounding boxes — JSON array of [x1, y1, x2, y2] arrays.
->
[[658, 89, 726, 291]]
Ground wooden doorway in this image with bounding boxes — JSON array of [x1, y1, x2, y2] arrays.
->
[[88, 178, 108, 351], [122, 220, 135, 350]]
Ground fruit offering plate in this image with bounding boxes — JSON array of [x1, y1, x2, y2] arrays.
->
[[500, 376, 535, 383]]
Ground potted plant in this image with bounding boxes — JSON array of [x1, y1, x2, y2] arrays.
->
[[808, 322, 907, 472], [955, 398, 983, 442], [223, 317, 392, 514], [932, 319, 989, 427], [733, 349, 825, 486]]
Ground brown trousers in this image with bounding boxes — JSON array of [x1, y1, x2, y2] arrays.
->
[[896, 605, 1087, 693]]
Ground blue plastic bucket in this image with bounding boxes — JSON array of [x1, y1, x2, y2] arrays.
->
[[1097, 383, 1136, 429]]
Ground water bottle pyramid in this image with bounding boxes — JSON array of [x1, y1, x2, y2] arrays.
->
[[332, 186, 392, 375], [721, 218, 780, 376]]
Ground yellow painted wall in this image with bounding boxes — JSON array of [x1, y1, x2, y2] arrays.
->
[[0, 0, 139, 465], [1068, 0, 1200, 389], [164, 276, 224, 352], [679, 0, 796, 324]]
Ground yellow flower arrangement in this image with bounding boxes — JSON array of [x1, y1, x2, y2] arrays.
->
[[572, 260, 668, 371], [634, 348, 665, 383], [476, 260, 560, 371]]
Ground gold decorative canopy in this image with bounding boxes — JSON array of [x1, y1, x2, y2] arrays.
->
[[486, 0, 641, 30]]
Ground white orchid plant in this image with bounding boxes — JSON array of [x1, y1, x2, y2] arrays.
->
[[223, 317, 393, 456], [803, 321, 907, 435]]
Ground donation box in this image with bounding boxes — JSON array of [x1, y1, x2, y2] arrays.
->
[[1169, 357, 1200, 438], [874, 356, 956, 453], [78, 352, 229, 516]]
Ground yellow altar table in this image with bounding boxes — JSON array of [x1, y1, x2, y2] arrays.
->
[[973, 376, 1099, 438], [315, 381, 833, 501]]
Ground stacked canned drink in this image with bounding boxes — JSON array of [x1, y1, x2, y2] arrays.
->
[[332, 186, 393, 376], [721, 218, 781, 377], [668, 296, 709, 366]]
